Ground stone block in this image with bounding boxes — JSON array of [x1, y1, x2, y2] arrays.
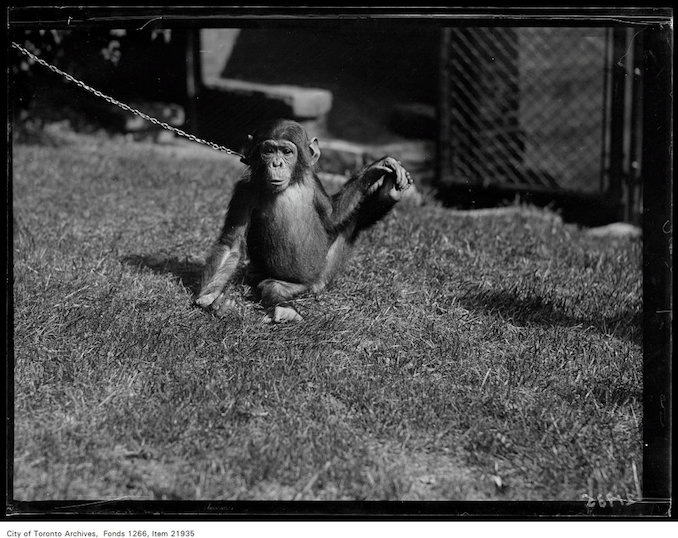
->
[[318, 139, 367, 175], [203, 78, 333, 119], [316, 138, 430, 205], [320, 138, 434, 178], [196, 78, 333, 150], [363, 140, 435, 174]]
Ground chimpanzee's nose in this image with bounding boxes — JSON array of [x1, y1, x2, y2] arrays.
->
[[272, 158, 283, 167]]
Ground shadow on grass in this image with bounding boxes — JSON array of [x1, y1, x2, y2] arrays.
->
[[121, 254, 254, 299], [121, 254, 204, 296], [459, 288, 641, 344]]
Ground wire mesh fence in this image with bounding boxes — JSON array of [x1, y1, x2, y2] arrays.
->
[[439, 27, 614, 196]]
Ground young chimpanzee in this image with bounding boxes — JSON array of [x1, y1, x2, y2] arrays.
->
[[196, 119, 412, 323]]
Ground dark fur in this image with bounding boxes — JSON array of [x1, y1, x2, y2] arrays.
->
[[196, 119, 409, 316]]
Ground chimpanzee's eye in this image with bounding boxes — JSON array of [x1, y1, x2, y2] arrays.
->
[[282, 148, 293, 155]]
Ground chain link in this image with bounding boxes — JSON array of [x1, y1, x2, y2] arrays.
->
[[11, 41, 244, 158]]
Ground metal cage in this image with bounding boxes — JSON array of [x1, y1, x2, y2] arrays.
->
[[438, 26, 644, 224]]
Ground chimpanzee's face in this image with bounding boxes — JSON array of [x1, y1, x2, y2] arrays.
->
[[257, 139, 299, 192]]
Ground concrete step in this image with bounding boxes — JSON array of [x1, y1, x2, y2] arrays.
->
[[319, 138, 434, 177], [203, 77, 333, 120], [317, 138, 433, 205], [197, 77, 333, 149]]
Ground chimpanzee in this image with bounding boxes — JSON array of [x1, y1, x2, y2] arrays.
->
[[196, 119, 412, 323]]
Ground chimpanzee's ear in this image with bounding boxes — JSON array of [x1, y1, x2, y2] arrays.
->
[[309, 137, 321, 165]]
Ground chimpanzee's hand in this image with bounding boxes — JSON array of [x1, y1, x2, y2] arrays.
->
[[364, 156, 412, 191], [196, 290, 238, 318]]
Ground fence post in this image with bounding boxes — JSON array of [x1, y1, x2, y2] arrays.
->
[[185, 28, 202, 137], [436, 28, 453, 187], [627, 30, 644, 225], [607, 27, 628, 219], [641, 22, 672, 503]]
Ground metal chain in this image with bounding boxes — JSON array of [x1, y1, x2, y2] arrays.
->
[[11, 41, 244, 158]]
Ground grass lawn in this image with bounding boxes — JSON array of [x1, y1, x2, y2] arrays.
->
[[11, 127, 642, 502]]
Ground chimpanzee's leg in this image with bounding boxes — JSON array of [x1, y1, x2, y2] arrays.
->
[[257, 278, 309, 323]]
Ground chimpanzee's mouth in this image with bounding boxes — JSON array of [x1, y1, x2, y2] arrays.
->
[[268, 180, 288, 191]]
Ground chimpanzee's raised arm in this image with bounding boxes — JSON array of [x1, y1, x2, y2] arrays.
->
[[326, 156, 412, 234]]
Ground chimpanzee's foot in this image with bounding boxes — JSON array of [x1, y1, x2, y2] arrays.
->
[[257, 279, 307, 323], [257, 278, 308, 305], [262, 305, 304, 323]]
